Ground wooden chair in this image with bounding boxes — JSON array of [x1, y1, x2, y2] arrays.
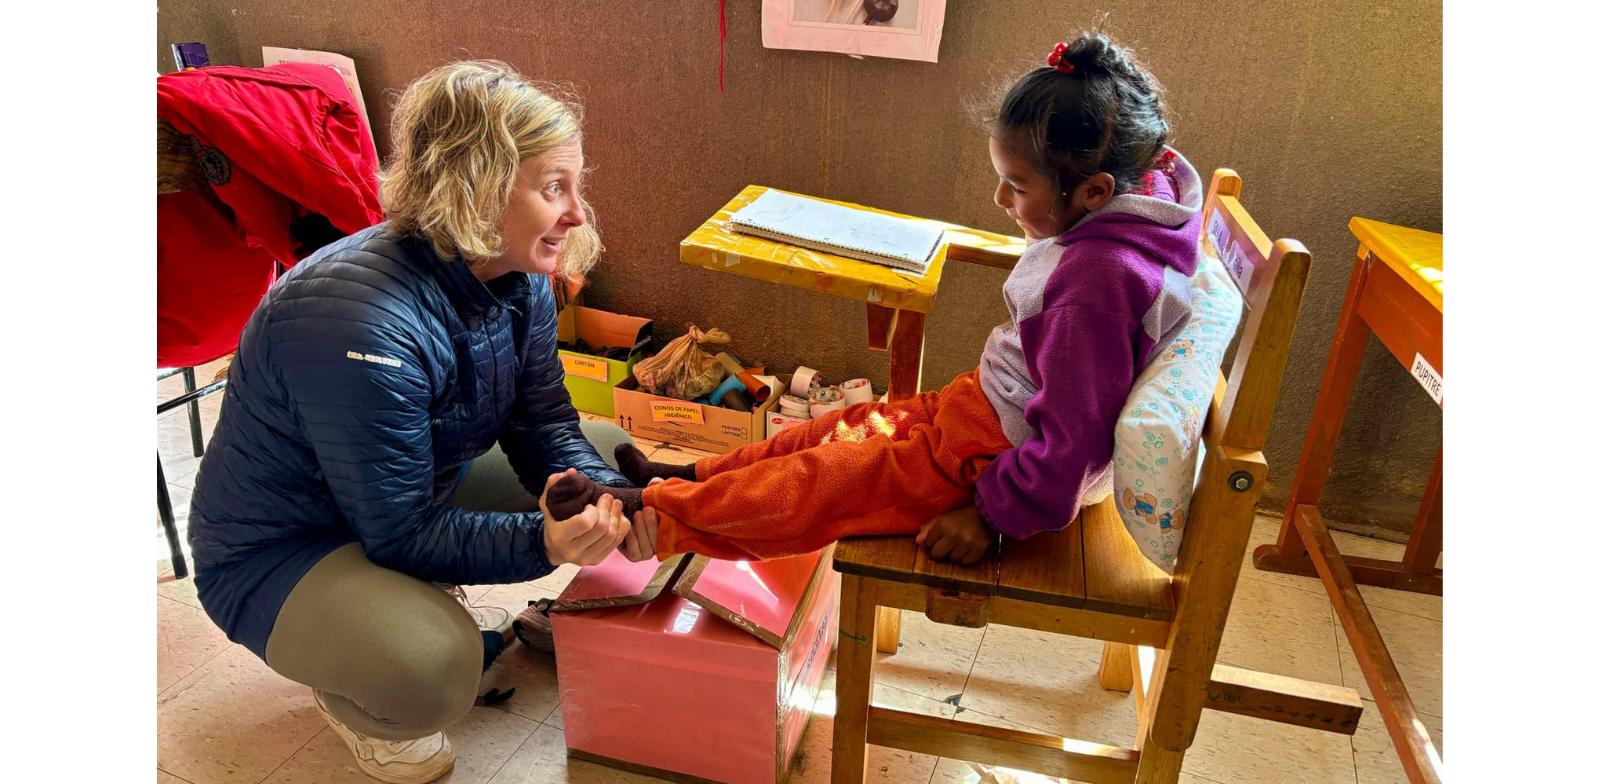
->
[[829, 169, 1362, 783]]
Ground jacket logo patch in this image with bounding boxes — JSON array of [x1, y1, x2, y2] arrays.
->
[[347, 350, 402, 368], [184, 134, 232, 186]]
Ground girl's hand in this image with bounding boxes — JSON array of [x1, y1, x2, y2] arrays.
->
[[540, 470, 628, 566], [917, 505, 995, 566]]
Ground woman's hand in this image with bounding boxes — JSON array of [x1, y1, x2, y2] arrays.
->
[[917, 505, 995, 566], [539, 469, 628, 566], [618, 479, 663, 563]]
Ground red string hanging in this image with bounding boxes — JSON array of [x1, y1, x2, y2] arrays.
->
[[719, 0, 727, 92]]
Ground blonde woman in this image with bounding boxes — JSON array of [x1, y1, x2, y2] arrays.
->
[[186, 61, 649, 783]]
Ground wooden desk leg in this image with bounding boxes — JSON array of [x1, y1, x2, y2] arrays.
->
[[873, 309, 927, 654], [886, 310, 926, 403], [832, 573, 880, 784], [1402, 446, 1443, 574], [866, 303, 896, 351], [1254, 257, 1372, 572], [1296, 508, 1444, 784]]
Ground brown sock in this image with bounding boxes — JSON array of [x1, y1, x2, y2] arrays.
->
[[544, 473, 645, 522], [614, 443, 697, 485]]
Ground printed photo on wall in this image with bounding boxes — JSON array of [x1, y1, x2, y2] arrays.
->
[[762, 0, 947, 62]]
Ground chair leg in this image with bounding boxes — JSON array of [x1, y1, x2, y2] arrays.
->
[[831, 573, 880, 784], [1098, 641, 1136, 692], [874, 606, 900, 654], [182, 367, 205, 458], [157, 454, 189, 579], [1133, 736, 1186, 784]]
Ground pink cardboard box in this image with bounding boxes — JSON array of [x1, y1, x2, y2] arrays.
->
[[550, 546, 839, 784]]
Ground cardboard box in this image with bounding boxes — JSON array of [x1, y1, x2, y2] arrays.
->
[[550, 546, 839, 784], [612, 375, 781, 454], [765, 411, 811, 440], [557, 306, 652, 419]]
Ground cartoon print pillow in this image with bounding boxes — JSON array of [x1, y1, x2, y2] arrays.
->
[[1110, 244, 1244, 572]]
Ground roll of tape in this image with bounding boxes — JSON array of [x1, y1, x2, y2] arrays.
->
[[790, 367, 822, 398], [778, 394, 812, 418], [808, 385, 847, 419], [840, 378, 874, 406]]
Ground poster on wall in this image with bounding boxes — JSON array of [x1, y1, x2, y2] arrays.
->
[[262, 47, 374, 145], [762, 0, 947, 63]]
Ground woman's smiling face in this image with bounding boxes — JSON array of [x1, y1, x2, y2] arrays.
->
[[480, 141, 587, 280]]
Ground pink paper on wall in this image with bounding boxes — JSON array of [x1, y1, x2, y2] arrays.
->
[[762, 0, 948, 63]]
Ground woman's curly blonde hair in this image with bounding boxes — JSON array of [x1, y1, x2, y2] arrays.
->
[[380, 60, 601, 278]]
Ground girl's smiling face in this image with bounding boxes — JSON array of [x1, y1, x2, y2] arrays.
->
[[989, 136, 1067, 240], [988, 136, 1119, 241]]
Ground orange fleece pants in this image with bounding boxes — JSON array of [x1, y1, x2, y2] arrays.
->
[[641, 371, 1013, 560]]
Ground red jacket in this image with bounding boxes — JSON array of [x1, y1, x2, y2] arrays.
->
[[156, 64, 383, 368]]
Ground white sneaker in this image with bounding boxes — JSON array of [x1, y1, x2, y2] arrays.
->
[[313, 691, 456, 784], [439, 584, 511, 631]]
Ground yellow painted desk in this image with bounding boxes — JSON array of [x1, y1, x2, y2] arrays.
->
[[1253, 217, 1444, 784], [1254, 217, 1444, 590], [679, 185, 1027, 403]]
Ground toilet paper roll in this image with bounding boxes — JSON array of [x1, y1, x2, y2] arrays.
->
[[737, 370, 775, 402], [789, 367, 822, 398], [808, 385, 847, 419], [778, 394, 812, 419], [840, 378, 874, 406], [715, 352, 746, 379]]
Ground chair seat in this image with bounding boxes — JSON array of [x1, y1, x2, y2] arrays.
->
[[834, 497, 1175, 622]]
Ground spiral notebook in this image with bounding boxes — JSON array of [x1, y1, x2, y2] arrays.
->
[[727, 190, 945, 273]]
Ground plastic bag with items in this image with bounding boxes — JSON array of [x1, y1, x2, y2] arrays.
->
[[632, 324, 731, 400]]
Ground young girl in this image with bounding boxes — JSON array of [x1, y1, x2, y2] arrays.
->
[[549, 33, 1202, 565]]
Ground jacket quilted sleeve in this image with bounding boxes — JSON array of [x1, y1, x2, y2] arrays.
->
[[498, 280, 633, 490], [269, 283, 556, 584]]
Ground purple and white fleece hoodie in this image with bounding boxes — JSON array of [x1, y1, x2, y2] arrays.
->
[[973, 147, 1204, 540]]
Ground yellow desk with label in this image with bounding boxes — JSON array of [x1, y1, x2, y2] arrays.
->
[[1252, 217, 1443, 784]]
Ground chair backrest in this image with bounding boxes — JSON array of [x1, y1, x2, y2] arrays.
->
[[1199, 170, 1312, 454], [1143, 168, 1313, 751]]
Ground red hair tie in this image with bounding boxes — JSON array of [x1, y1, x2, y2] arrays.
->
[[1046, 42, 1074, 74]]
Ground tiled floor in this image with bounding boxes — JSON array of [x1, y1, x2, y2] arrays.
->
[[156, 382, 1442, 784]]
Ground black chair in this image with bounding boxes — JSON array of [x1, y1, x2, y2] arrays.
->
[[157, 367, 225, 580]]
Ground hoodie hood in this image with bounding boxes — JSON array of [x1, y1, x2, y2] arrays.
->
[[1059, 146, 1203, 278]]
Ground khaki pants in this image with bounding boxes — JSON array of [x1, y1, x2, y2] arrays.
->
[[263, 421, 632, 740]]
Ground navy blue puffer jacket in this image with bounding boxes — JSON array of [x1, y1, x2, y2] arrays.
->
[[188, 223, 629, 658]]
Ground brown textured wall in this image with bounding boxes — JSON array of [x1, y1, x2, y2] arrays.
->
[[157, 1, 1442, 537]]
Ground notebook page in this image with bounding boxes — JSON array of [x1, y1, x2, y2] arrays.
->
[[729, 190, 944, 269]]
